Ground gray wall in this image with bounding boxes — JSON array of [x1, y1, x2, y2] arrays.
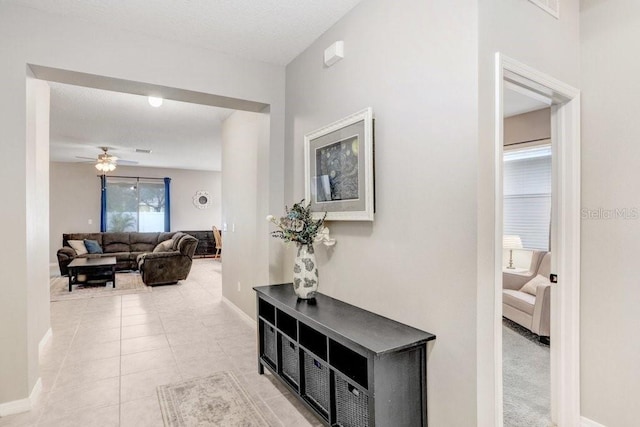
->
[[49, 162, 222, 264], [221, 110, 273, 319], [504, 108, 551, 146], [285, 1, 479, 425], [25, 75, 51, 396], [0, 2, 285, 406], [581, 1, 640, 425]]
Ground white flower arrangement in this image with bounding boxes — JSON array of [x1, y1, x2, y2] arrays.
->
[[267, 200, 335, 247]]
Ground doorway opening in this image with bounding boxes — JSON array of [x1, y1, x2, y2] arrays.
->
[[494, 54, 581, 427], [502, 94, 553, 425]]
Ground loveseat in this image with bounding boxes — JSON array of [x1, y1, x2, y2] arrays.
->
[[503, 251, 551, 338], [56, 231, 198, 286]]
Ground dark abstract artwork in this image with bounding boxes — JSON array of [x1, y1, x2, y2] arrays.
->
[[315, 136, 359, 202]]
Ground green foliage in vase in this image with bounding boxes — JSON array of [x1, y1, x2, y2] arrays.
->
[[267, 199, 335, 247]]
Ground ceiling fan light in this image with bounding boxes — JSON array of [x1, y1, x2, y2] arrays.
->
[[95, 159, 116, 172], [148, 96, 163, 107]]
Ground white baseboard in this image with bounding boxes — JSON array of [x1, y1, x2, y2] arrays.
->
[[582, 416, 607, 427], [0, 378, 42, 417], [38, 328, 52, 355], [222, 296, 256, 330]]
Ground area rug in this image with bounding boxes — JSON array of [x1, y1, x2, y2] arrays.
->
[[157, 371, 269, 427], [50, 271, 151, 301]]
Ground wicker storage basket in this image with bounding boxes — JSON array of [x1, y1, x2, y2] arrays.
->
[[263, 324, 276, 365], [335, 375, 369, 427], [281, 335, 299, 386], [303, 352, 330, 413]]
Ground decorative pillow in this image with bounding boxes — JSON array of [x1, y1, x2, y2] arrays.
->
[[520, 274, 550, 296], [84, 239, 103, 254], [171, 232, 186, 251], [153, 239, 174, 253], [68, 240, 88, 255]]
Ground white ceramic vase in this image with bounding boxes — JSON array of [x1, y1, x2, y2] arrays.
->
[[293, 244, 318, 299]]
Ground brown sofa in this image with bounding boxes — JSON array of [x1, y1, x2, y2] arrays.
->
[[57, 231, 198, 286]]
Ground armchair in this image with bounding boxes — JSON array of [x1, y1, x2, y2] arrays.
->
[[503, 251, 551, 338], [137, 234, 198, 286]]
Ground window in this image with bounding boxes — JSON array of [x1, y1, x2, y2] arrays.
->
[[503, 145, 551, 251], [103, 177, 169, 232]]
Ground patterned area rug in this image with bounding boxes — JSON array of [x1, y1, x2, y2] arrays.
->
[[157, 371, 269, 427], [50, 271, 151, 301]]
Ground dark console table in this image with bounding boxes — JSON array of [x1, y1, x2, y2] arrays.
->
[[179, 230, 217, 258], [254, 284, 436, 426]]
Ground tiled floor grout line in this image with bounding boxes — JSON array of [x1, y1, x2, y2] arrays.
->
[[35, 305, 85, 427], [0, 261, 321, 427]]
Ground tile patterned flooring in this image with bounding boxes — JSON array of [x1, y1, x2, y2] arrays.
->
[[0, 260, 321, 427]]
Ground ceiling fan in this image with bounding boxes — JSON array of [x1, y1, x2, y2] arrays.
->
[[75, 146, 139, 172]]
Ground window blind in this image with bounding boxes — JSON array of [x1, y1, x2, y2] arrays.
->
[[503, 146, 551, 251]]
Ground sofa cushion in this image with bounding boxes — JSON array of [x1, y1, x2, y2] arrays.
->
[[84, 239, 103, 254], [171, 232, 186, 250], [503, 289, 536, 315], [103, 233, 131, 253], [153, 239, 174, 253], [64, 233, 103, 247], [68, 240, 88, 255], [130, 233, 160, 252], [520, 274, 549, 296], [158, 232, 174, 243]]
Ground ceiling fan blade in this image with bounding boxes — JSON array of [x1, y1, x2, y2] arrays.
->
[[75, 156, 96, 161], [117, 159, 139, 165]]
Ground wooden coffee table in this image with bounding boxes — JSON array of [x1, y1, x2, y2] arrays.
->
[[67, 257, 117, 292]]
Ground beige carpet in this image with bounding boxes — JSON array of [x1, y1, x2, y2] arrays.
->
[[157, 371, 269, 427], [50, 271, 151, 301]]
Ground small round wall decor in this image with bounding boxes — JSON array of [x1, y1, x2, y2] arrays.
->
[[193, 191, 212, 209]]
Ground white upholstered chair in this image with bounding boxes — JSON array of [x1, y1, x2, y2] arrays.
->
[[503, 251, 551, 338]]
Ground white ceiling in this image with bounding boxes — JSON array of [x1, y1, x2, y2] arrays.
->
[[49, 82, 233, 171], [504, 87, 550, 118], [37, 1, 544, 169], [20, 1, 365, 171], [8, 0, 365, 65]]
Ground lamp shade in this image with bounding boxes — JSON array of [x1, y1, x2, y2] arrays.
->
[[503, 235, 523, 249]]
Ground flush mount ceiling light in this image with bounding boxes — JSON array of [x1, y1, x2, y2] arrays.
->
[[148, 96, 163, 107]]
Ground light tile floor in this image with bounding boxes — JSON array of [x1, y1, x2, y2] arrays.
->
[[0, 260, 321, 427]]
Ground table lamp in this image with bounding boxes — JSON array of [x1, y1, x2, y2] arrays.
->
[[503, 235, 523, 269]]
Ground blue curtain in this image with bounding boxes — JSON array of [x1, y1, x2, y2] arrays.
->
[[100, 175, 107, 232], [164, 177, 171, 232]]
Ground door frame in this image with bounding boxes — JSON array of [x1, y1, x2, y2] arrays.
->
[[493, 53, 581, 426]]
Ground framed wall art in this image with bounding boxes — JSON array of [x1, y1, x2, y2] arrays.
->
[[304, 107, 374, 221], [193, 190, 212, 209]]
